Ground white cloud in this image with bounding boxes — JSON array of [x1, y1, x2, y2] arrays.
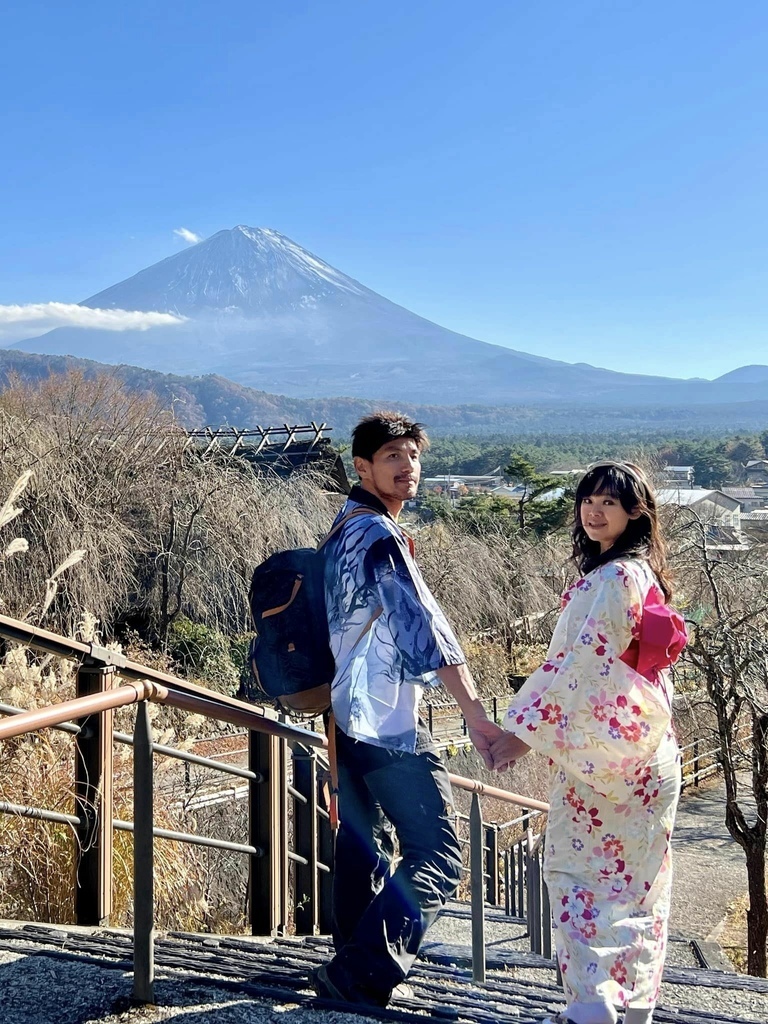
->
[[174, 227, 203, 244], [0, 302, 187, 340]]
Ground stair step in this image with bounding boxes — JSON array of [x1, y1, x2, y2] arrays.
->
[[0, 921, 765, 1024]]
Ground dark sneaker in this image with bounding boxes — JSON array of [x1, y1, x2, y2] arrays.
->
[[311, 964, 349, 1002], [310, 964, 388, 1007]]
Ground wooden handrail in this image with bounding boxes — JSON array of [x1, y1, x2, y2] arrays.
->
[[0, 612, 282, 717], [0, 681, 167, 741], [448, 774, 549, 813], [0, 611, 326, 749], [159, 686, 326, 747], [0, 609, 543, 805]]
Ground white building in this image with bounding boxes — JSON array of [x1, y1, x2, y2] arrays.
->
[[662, 465, 694, 487], [492, 484, 566, 502], [422, 473, 504, 493], [745, 460, 768, 484]]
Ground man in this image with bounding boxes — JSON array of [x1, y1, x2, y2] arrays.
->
[[312, 411, 500, 1007]]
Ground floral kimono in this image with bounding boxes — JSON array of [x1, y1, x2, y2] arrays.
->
[[504, 558, 685, 1017]]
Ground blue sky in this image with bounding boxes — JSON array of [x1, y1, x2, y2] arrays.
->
[[2, 0, 768, 380]]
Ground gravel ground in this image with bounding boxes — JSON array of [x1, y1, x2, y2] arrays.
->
[[2, 913, 767, 1024], [0, 945, 379, 1024]]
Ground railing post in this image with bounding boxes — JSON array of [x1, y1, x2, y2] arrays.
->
[[693, 738, 700, 787], [525, 841, 532, 939], [428, 704, 433, 735], [504, 849, 511, 916], [132, 700, 154, 1004], [517, 839, 525, 921], [293, 745, 318, 935], [527, 834, 542, 955], [249, 730, 285, 935], [75, 661, 115, 926], [469, 793, 486, 983], [278, 731, 289, 930], [509, 846, 518, 917], [542, 877, 553, 960], [485, 824, 499, 905]]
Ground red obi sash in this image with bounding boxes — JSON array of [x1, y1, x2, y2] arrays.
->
[[619, 584, 688, 682]]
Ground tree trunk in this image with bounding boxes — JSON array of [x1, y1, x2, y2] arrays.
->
[[746, 712, 768, 977], [745, 840, 768, 976]]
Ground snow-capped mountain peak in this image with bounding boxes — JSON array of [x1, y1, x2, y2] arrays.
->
[[13, 224, 706, 407], [82, 225, 366, 315]]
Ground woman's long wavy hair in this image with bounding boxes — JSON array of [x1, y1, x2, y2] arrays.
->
[[572, 462, 673, 601]]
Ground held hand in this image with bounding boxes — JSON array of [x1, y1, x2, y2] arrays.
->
[[489, 732, 531, 772], [466, 717, 505, 771]]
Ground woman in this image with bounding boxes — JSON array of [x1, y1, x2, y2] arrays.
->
[[490, 462, 686, 1024]]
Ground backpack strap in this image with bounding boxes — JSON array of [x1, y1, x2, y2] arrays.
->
[[317, 505, 377, 550]]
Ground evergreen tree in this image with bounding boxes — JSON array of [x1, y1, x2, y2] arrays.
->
[[505, 454, 561, 530]]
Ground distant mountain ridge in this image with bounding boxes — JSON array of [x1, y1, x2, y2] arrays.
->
[[10, 225, 768, 408], [3, 347, 768, 437], [714, 365, 768, 384]]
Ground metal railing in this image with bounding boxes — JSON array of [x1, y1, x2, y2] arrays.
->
[[0, 613, 335, 999], [0, 611, 549, 1000], [3, 615, 729, 998], [678, 720, 754, 791], [450, 793, 551, 981]]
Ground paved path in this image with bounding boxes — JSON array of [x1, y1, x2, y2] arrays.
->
[[669, 773, 755, 943]]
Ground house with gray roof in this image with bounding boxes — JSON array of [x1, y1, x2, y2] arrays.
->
[[657, 487, 749, 553]]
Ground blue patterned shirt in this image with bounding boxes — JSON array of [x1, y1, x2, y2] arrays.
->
[[323, 486, 465, 753]]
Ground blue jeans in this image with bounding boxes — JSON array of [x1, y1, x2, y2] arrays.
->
[[328, 725, 462, 1004]]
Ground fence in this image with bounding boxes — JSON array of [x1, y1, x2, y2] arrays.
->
[[0, 610, 737, 1000], [0, 611, 549, 1000]]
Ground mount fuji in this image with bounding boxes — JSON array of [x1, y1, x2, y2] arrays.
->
[[10, 226, 768, 407]]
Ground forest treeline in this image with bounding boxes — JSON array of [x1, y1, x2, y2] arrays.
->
[[421, 430, 768, 487], [3, 347, 768, 436]]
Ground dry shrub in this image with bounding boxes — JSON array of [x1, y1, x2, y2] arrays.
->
[[0, 649, 78, 922], [0, 644, 218, 930], [0, 371, 340, 642], [0, 730, 77, 922], [416, 518, 569, 650], [110, 742, 212, 932], [461, 639, 514, 698], [509, 641, 550, 678]]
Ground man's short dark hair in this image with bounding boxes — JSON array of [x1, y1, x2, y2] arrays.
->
[[351, 411, 430, 461]]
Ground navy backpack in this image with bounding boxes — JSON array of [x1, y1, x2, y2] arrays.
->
[[242, 507, 373, 716]]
